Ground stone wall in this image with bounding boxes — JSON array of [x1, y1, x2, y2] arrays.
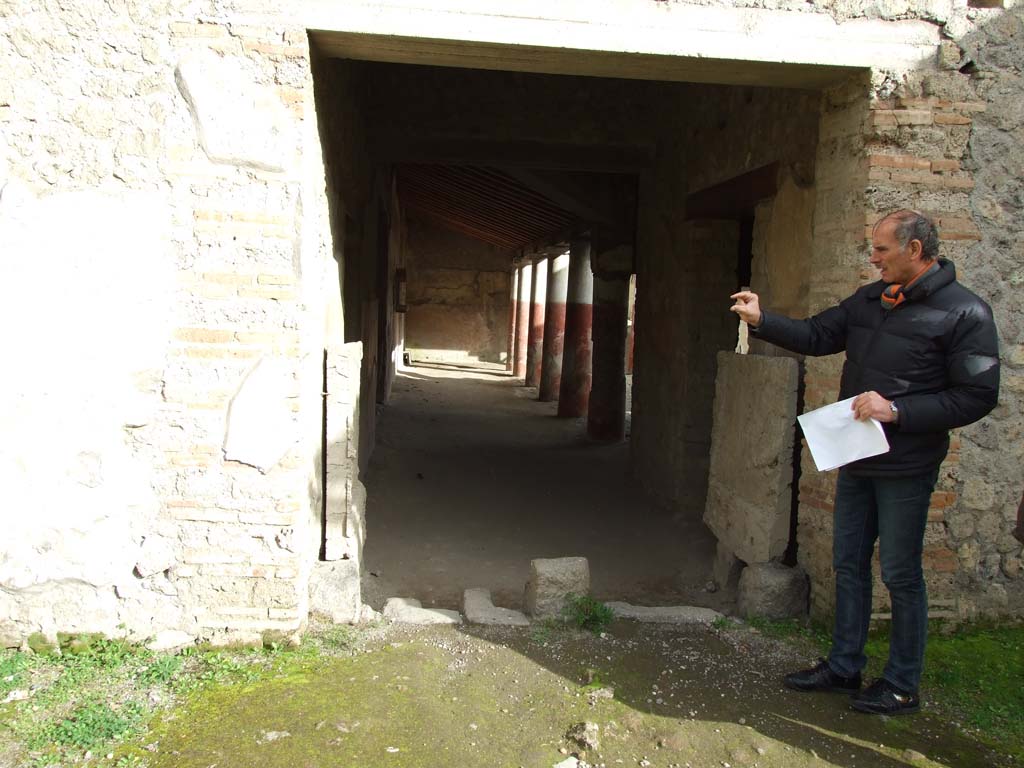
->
[[405, 216, 513, 364], [750, 172, 817, 324], [796, 7, 1024, 621], [704, 353, 800, 565], [632, 219, 740, 516], [631, 83, 821, 520], [959, 6, 1024, 615], [0, 2, 372, 647]]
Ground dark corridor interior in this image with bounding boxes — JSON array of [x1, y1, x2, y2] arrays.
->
[[360, 362, 721, 612], [311, 55, 821, 614]]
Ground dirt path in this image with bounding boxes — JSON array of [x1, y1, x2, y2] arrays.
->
[[362, 362, 721, 612], [147, 621, 1006, 768]]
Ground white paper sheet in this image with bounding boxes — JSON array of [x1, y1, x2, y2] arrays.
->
[[797, 396, 890, 472]]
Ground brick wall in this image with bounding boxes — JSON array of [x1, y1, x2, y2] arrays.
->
[[801, 31, 1024, 620], [0, 3, 372, 647]]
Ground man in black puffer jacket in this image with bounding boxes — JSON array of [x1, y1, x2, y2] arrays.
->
[[730, 210, 999, 715]]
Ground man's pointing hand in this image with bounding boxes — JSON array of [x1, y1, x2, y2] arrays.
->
[[730, 291, 762, 327]]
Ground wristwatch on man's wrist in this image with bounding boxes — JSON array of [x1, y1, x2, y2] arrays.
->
[[889, 400, 899, 423]]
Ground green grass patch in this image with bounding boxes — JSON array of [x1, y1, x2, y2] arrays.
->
[[865, 623, 1024, 758], [724, 617, 1023, 760], [137, 655, 182, 686], [0, 650, 35, 697], [746, 617, 831, 647], [28, 697, 146, 751], [0, 626, 369, 766], [562, 594, 615, 634]]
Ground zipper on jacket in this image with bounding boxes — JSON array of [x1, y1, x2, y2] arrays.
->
[[856, 305, 894, 392]]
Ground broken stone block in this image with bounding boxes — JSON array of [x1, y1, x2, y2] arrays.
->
[[203, 628, 263, 648], [566, 721, 600, 751], [174, 49, 294, 172], [383, 598, 461, 625], [262, 629, 301, 649], [57, 632, 104, 655], [27, 632, 57, 656], [704, 353, 799, 564], [523, 557, 590, 618], [463, 588, 530, 626], [736, 562, 809, 620], [309, 560, 362, 624], [358, 604, 382, 623], [0, 622, 22, 650], [605, 602, 722, 625], [134, 536, 175, 578]]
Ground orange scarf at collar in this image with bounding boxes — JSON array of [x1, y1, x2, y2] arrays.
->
[[881, 260, 937, 310]]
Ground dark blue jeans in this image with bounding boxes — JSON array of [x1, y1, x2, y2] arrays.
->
[[826, 467, 938, 693]]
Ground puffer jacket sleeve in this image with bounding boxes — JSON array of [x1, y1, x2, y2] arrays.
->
[[752, 302, 849, 357], [895, 301, 1001, 432]]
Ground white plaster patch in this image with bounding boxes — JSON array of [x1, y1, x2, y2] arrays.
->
[[223, 356, 297, 473], [0, 189, 172, 609], [175, 49, 295, 172]]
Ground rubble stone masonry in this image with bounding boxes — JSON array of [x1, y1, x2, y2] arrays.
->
[[800, 8, 1024, 620], [0, 0, 353, 648], [0, 1, 1021, 648]]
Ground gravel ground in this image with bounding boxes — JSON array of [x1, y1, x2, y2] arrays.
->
[[143, 620, 1011, 768]]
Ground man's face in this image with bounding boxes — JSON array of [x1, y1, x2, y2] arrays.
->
[[870, 219, 920, 284]]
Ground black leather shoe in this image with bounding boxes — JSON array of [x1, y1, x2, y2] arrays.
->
[[783, 659, 862, 693], [850, 678, 920, 715]]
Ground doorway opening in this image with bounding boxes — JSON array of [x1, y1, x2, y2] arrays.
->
[[309, 46, 847, 613]]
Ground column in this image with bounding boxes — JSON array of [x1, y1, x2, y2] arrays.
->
[[539, 251, 569, 401], [625, 273, 636, 375], [513, 262, 531, 379], [587, 273, 629, 441], [525, 256, 547, 388], [506, 267, 518, 372], [557, 236, 593, 418]]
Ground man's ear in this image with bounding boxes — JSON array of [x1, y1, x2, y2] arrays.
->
[[907, 238, 924, 261]]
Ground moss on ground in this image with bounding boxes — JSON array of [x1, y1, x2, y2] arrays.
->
[[722, 617, 1024, 763], [0, 620, 1019, 768]]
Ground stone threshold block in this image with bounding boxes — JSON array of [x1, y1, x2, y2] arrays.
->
[[606, 602, 723, 625], [736, 562, 809, 620], [463, 588, 530, 626], [524, 556, 590, 618], [383, 597, 462, 625], [309, 560, 361, 624]]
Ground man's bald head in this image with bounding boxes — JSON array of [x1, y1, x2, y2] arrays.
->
[[875, 210, 939, 262]]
